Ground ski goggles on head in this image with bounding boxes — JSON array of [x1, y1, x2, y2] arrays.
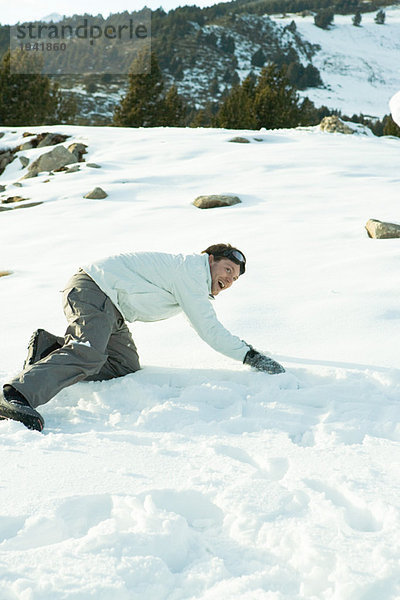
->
[[220, 249, 246, 275]]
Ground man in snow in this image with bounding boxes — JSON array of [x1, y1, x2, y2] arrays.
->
[[0, 244, 285, 431]]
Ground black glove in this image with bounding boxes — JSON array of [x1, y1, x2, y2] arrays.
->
[[244, 348, 285, 374]]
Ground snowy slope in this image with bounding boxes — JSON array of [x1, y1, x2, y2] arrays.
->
[[0, 124, 400, 599], [272, 6, 400, 118]]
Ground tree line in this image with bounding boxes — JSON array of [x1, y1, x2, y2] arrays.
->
[[0, 48, 398, 138], [314, 6, 387, 28], [0, 0, 392, 82]]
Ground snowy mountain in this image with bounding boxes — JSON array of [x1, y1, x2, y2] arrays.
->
[[169, 3, 400, 118], [52, 4, 400, 125], [272, 5, 400, 118], [0, 122, 399, 598], [40, 13, 64, 23]]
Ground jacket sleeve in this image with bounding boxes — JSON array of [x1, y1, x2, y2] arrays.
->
[[171, 262, 250, 362]]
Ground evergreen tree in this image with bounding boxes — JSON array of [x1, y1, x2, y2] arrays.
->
[[375, 9, 385, 24], [251, 48, 266, 68], [113, 51, 187, 127], [253, 63, 304, 129], [0, 50, 75, 126], [214, 64, 311, 130], [209, 76, 220, 96], [205, 32, 217, 47], [190, 102, 217, 127], [231, 71, 240, 86], [304, 64, 322, 88], [352, 10, 362, 26], [161, 85, 186, 126], [287, 63, 323, 90], [243, 71, 257, 92], [219, 33, 235, 54], [113, 51, 166, 127], [314, 8, 334, 29], [222, 69, 240, 85], [213, 75, 257, 129], [286, 62, 303, 87], [285, 20, 297, 33], [50, 86, 77, 125], [298, 96, 320, 126], [383, 115, 400, 137]]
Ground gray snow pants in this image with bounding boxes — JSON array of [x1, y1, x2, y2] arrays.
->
[[9, 270, 140, 408]]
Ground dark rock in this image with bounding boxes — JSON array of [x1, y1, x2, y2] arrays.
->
[[0, 149, 15, 175], [37, 132, 70, 148], [228, 137, 250, 143], [19, 141, 34, 151], [68, 143, 88, 162], [22, 145, 77, 179], [2, 196, 29, 204], [0, 201, 42, 211], [84, 187, 108, 199], [19, 156, 30, 168], [193, 194, 241, 209], [65, 165, 80, 173], [16, 132, 70, 152]]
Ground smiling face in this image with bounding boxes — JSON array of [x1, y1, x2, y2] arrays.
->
[[208, 255, 241, 296]]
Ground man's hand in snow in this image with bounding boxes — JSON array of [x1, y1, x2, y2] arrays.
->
[[244, 348, 285, 374]]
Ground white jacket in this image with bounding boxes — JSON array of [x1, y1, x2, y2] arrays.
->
[[83, 251, 250, 362]]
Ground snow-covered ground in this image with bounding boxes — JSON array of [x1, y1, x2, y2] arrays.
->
[[272, 6, 400, 118], [0, 123, 400, 599]]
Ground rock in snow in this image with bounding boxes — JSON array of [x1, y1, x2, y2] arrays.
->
[[84, 186, 108, 199], [366, 218, 400, 238], [68, 142, 88, 162], [22, 146, 77, 179], [320, 115, 354, 134], [228, 137, 251, 143], [19, 156, 30, 168], [193, 194, 241, 209], [0, 149, 15, 176], [2, 196, 29, 204]]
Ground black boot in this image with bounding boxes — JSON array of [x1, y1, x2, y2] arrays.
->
[[0, 385, 44, 432], [23, 328, 63, 370]]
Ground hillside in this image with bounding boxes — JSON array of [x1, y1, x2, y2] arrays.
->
[[68, 4, 400, 123], [272, 5, 400, 116], [2, 3, 399, 124]]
